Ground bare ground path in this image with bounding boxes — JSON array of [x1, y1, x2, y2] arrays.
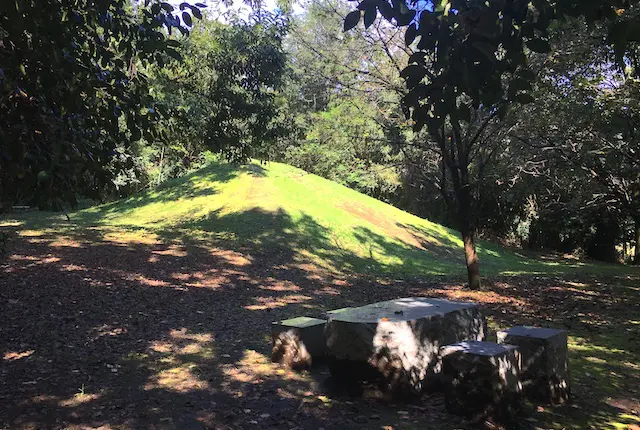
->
[[1, 226, 638, 429]]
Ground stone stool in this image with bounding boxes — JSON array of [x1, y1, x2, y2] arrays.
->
[[271, 317, 326, 369], [497, 326, 570, 404], [441, 341, 522, 424]]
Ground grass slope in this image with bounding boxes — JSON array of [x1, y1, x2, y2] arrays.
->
[[73, 160, 628, 279]]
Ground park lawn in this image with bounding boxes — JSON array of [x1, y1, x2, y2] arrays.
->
[[1, 160, 638, 429]]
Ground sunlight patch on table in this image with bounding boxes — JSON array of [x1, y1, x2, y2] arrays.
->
[[244, 294, 312, 310]]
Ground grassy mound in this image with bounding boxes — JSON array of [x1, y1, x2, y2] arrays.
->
[[72, 161, 627, 278]]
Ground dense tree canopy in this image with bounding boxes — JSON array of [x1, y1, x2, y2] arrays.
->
[[0, 0, 296, 208], [142, 12, 292, 187], [0, 0, 207, 208], [512, 22, 640, 261]]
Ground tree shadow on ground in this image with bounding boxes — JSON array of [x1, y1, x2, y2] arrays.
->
[[1, 200, 638, 428], [146, 207, 463, 278], [396, 222, 462, 259], [1, 209, 466, 429], [346, 226, 460, 276]]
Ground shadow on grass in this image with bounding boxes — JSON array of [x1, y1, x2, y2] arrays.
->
[[397, 222, 463, 261], [82, 163, 267, 222]]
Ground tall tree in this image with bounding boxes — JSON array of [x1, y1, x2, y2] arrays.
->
[[281, 0, 411, 200], [0, 0, 204, 209], [342, 0, 640, 286], [150, 11, 293, 167]]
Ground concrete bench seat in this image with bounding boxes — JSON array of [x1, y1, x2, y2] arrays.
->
[[271, 317, 326, 370], [440, 340, 522, 424], [497, 326, 570, 404]]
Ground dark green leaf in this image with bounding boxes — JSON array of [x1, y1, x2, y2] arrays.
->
[[166, 48, 182, 61], [509, 77, 531, 93], [396, 10, 416, 26], [344, 10, 361, 32], [412, 107, 427, 131], [364, 6, 376, 28], [358, 0, 373, 11], [496, 103, 508, 119], [516, 92, 535, 104], [400, 64, 421, 79], [182, 12, 192, 26], [131, 126, 142, 141], [458, 103, 471, 122], [516, 68, 536, 81], [408, 52, 425, 65], [405, 23, 418, 45], [473, 41, 497, 61], [400, 64, 426, 87], [378, 1, 394, 20]]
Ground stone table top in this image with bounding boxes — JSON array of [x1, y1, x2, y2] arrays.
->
[[498, 325, 565, 339], [273, 316, 326, 328], [327, 297, 478, 324]]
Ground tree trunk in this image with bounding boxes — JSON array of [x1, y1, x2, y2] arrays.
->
[[449, 158, 481, 289], [457, 185, 481, 289], [430, 121, 481, 290], [623, 240, 628, 263], [461, 229, 481, 289], [634, 218, 640, 265]]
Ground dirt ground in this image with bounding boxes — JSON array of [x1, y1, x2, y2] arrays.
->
[[1, 226, 638, 429]]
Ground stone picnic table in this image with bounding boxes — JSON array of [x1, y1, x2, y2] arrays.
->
[[324, 297, 486, 394]]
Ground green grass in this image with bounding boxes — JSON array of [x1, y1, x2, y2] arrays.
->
[[7, 160, 637, 280]]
